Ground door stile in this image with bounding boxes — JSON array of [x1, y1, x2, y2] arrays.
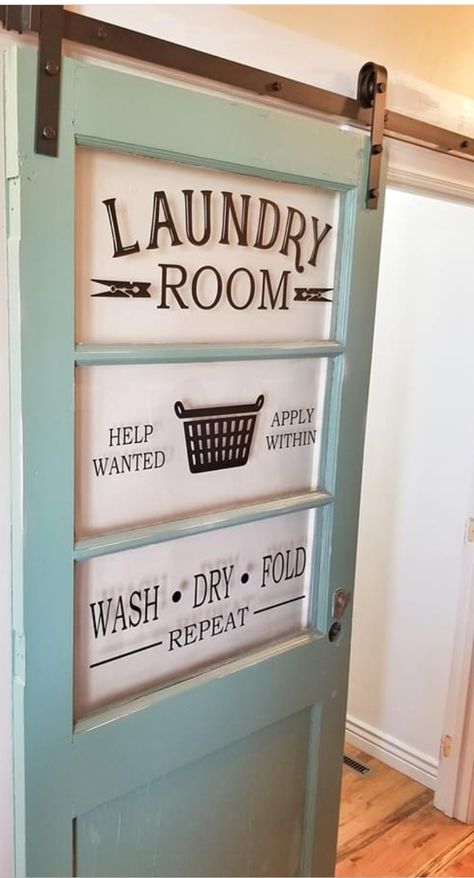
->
[[6, 47, 77, 876], [5, 47, 25, 878], [301, 160, 386, 875]]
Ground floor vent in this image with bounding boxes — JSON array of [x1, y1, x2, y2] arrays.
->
[[343, 754, 371, 776]]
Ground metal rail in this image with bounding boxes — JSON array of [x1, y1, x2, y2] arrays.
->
[[1, 4, 473, 165]]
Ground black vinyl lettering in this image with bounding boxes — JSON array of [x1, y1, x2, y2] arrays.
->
[[272, 553, 284, 583], [183, 190, 212, 246], [142, 451, 154, 470], [193, 573, 207, 609], [112, 595, 127, 633], [257, 269, 290, 311], [212, 614, 225, 635], [154, 450, 166, 468], [143, 585, 160, 624], [219, 192, 251, 246], [261, 555, 272, 588], [147, 191, 183, 250], [284, 550, 295, 581], [222, 613, 236, 633], [307, 218, 333, 268], [102, 198, 140, 258], [108, 427, 121, 447], [191, 266, 223, 310], [279, 206, 306, 273], [199, 619, 212, 641], [236, 606, 249, 626], [93, 458, 108, 477], [109, 458, 120, 475], [169, 628, 183, 651], [184, 624, 198, 646], [265, 434, 279, 450], [89, 599, 112, 638], [295, 547, 306, 577], [226, 268, 255, 310], [156, 263, 188, 310], [120, 455, 132, 474], [128, 590, 143, 628], [254, 198, 280, 249]]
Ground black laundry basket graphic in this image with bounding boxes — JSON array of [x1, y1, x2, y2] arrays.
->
[[175, 395, 264, 474]]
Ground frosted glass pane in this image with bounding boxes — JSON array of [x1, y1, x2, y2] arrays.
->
[[75, 148, 339, 344], [74, 510, 315, 718], [75, 358, 328, 537]]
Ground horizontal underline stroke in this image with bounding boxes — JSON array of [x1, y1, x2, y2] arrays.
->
[[90, 639, 164, 669], [254, 594, 306, 615]]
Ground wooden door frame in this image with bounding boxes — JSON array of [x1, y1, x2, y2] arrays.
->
[[435, 519, 474, 822]]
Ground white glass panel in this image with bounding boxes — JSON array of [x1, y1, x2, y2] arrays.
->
[[75, 148, 339, 344], [74, 510, 315, 718], [76, 359, 327, 537]]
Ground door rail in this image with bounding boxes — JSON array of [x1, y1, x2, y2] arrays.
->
[[74, 341, 346, 366], [0, 4, 473, 172], [74, 490, 335, 561]]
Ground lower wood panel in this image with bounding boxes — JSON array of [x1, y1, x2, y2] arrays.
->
[[75, 710, 310, 877], [337, 745, 474, 878]]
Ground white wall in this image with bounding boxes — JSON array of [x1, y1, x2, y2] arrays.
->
[[347, 188, 474, 787], [1, 6, 474, 870]]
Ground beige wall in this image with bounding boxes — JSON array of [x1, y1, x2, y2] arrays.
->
[[244, 5, 474, 101]]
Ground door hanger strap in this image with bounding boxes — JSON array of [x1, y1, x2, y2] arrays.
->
[[35, 5, 64, 157], [357, 62, 388, 210]]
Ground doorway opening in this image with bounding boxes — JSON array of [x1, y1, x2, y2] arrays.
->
[[345, 180, 474, 816]]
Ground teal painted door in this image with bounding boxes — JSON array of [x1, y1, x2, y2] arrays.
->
[[6, 46, 385, 877]]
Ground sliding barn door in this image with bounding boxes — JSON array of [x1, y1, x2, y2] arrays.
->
[[6, 45, 385, 876]]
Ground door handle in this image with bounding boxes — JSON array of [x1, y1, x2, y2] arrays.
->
[[332, 589, 351, 620]]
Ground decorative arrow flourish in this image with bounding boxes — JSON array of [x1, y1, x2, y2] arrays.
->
[[294, 287, 333, 303], [91, 279, 152, 298]]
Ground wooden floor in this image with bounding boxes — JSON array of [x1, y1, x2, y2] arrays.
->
[[337, 745, 474, 877]]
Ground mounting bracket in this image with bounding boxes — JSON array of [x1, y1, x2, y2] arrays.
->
[[357, 62, 388, 209], [35, 5, 63, 157]]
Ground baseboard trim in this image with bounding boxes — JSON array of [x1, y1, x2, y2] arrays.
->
[[346, 715, 438, 790]]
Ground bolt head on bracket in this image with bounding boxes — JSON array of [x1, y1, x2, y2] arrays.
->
[[44, 60, 60, 76], [41, 126, 57, 140]]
